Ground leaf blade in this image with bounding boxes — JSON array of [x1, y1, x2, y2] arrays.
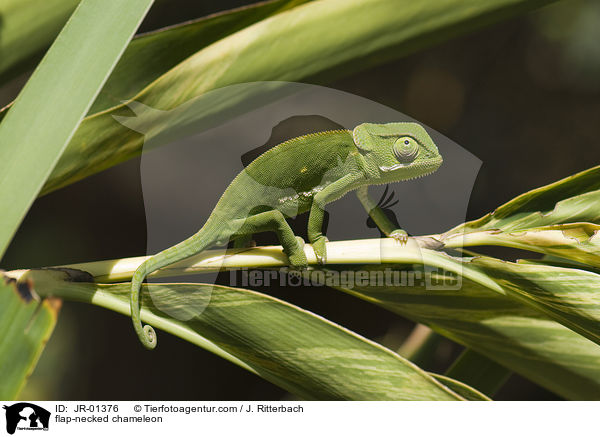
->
[[445, 164, 600, 235], [89, 0, 311, 114], [0, 0, 79, 81], [327, 262, 600, 400], [473, 257, 600, 346], [25, 268, 465, 401], [0, 0, 555, 196], [0, 276, 60, 399], [0, 0, 154, 258]]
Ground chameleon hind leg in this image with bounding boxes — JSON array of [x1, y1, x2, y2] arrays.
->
[[356, 186, 408, 244], [231, 210, 307, 268]]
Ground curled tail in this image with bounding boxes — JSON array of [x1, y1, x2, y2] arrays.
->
[[130, 226, 217, 349]]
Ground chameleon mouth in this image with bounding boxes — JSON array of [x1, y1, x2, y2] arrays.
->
[[378, 157, 443, 174]]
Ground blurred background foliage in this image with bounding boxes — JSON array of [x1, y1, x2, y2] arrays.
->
[[1, 0, 599, 400]]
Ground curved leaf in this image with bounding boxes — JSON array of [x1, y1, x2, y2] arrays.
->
[[0, 0, 554, 196], [90, 0, 310, 114], [473, 257, 600, 346], [326, 263, 600, 400], [445, 164, 600, 235], [22, 268, 464, 400], [59, 238, 600, 399]]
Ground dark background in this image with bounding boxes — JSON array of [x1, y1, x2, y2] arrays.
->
[[1, 0, 599, 400]]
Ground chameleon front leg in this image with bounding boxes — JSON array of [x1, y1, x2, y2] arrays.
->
[[356, 186, 408, 244], [232, 210, 307, 268], [308, 174, 361, 263]]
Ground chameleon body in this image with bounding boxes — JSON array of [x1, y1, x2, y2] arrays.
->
[[131, 122, 443, 349]]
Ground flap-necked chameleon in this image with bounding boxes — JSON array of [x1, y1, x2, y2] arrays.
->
[[131, 122, 443, 349]]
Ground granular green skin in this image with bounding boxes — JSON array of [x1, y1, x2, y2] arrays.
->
[[130, 122, 443, 349]]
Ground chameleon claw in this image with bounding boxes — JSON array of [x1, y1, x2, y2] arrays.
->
[[312, 236, 329, 264], [390, 229, 409, 245]]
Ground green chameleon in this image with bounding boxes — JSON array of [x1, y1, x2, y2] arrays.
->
[[131, 122, 443, 349]]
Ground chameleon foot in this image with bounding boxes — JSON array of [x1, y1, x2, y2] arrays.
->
[[286, 236, 308, 268], [311, 236, 329, 264], [390, 229, 409, 245]]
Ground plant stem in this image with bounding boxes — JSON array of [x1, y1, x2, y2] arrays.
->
[[398, 324, 447, 369], [5, 236, 505, 296]]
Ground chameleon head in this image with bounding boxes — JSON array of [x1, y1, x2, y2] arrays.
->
[[352, 122, 443, 182]]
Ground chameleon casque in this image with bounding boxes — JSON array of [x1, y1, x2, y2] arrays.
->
[[131, 122, 443, 349]]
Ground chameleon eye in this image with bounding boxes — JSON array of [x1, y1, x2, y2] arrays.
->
[[393, 137, 419, 163]]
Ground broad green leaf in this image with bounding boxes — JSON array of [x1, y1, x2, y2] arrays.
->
[[445, 164, 600, 235], [0, 0, 79, 81], [61, 237, 600, 399], [0, 275, 60, 399], [90, 0, 311, 114], [326, 263, 600, 400], [440, 164, 600, 273], [473, 257, 600, 346], [0, 0, 154, 259], [21, 268, 464, 400], [0, 0, 555, 196]]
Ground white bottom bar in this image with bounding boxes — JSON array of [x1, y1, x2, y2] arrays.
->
[[0, 401, 590, 436]]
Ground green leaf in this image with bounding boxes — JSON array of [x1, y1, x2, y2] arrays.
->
[[326, 262, 600, 400], [24, 268, 464, 400], [440, 164, 600, 273], [473, 257, 600, 346], [0, 0, 154, 259], [445, 164, 600, 235], [0, 0, 554, 196], [0, 275, 60, 399], [90, 0, 311, 114], [60, 237, 600, 399], [0, 0, 79, 81]]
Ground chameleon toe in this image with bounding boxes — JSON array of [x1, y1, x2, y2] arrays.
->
[[390, 229, 409, 245]]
